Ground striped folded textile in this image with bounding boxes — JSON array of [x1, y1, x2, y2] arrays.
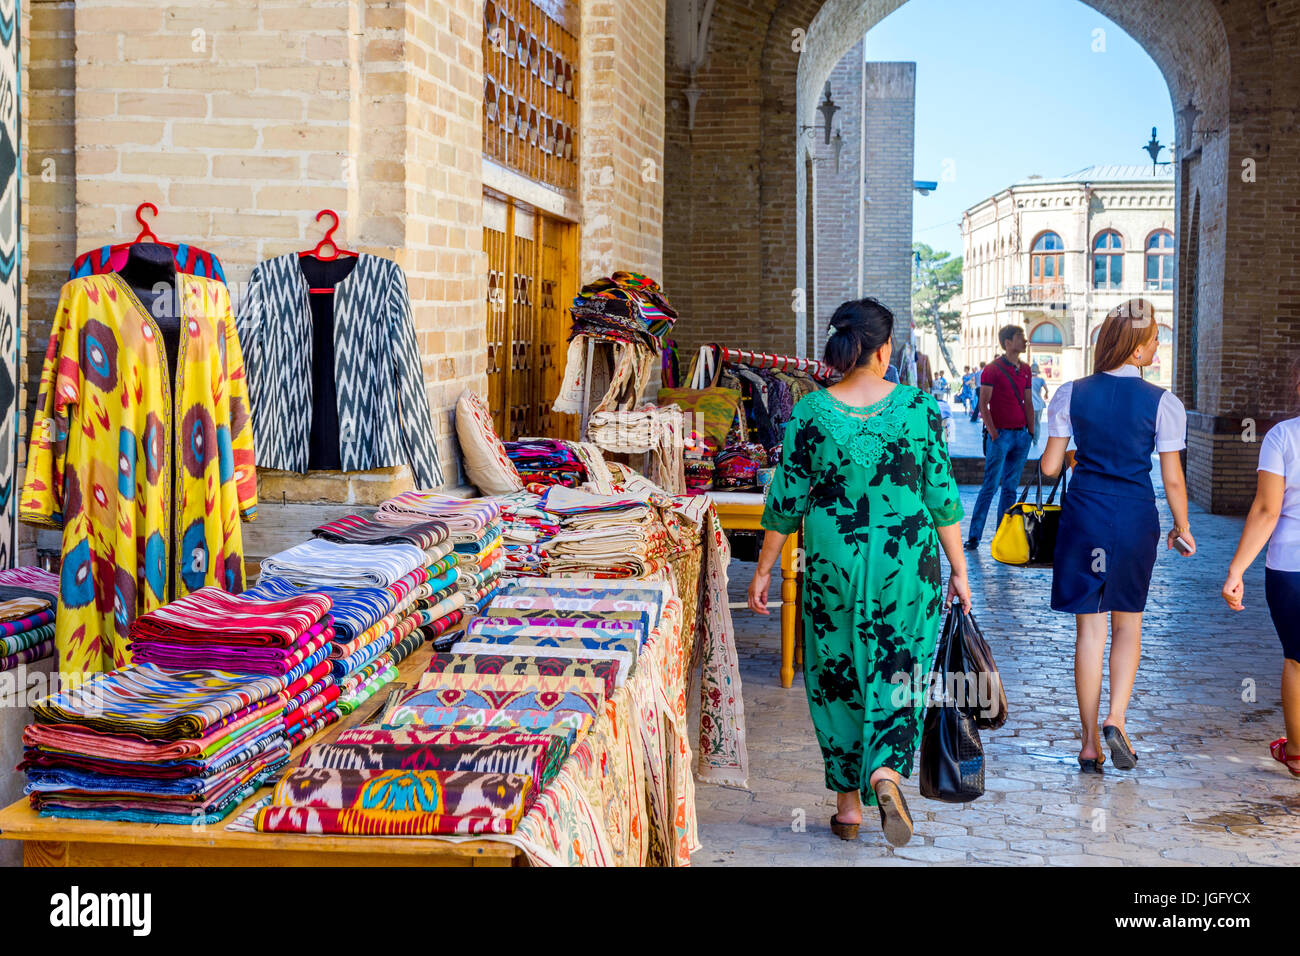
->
[[260, 539, 446, 589], [130, 587, 331, 648], [388, 628, 426, 668], [288, 707, 340, 748], [245, 564, 433, 642], [337, 664, 397, 715], [1, 628, 55, 662], [312, 513, 450, 550], [377, 492, 501, 538], [458, 624, 641, 652], [131, 623, 335, 676], [32, 665, 288, 740]]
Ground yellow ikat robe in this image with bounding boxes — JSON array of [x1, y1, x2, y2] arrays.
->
[[20, 273, 258, 678]]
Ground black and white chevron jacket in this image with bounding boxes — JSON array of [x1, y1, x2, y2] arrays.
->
[[235, 253, 444, 488]]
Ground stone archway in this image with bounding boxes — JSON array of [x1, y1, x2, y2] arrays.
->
[[664, 0, 1300, 512]]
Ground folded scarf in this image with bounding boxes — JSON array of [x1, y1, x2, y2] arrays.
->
[[337, 664, 397, 715], [313, 513, 450, 549], [1, 637, 54, 671], [33, 665, 286, 740], [130, 587, 331, 648], [260, 540, 438, 589], [131, 625, 335, 676]]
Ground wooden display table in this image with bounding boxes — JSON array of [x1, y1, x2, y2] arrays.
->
[[710, 491, 802, 689], [0, 640, 527, 867]]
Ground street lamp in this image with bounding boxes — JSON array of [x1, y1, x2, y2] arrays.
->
[[1143, 127, 1165, 172]]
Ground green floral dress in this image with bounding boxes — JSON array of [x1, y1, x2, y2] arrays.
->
[[761, 385, 963, 803]]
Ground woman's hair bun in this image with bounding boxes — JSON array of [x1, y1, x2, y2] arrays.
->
[[823, 297, 894, 375]]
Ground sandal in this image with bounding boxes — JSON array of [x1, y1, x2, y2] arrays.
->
[[1103, 724, 1139, 770], [830, 814, 859, 841], [1270, 738, 1300, 778], [873, 778, 914, 847]]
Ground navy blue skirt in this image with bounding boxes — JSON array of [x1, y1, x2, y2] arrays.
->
[[1265, 568, 1300, 661], [1051, 487, 1159, 614]]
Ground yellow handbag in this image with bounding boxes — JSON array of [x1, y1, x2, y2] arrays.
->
[[991, 465, 1064, 567]]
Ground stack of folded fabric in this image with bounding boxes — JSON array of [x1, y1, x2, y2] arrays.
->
[[0, 567, 60, 672], [454, 521, 506, 612], [21, 665, 290, 824], [312, 511, 450, 550], [377, 492, 501, 539], [128, 587, 334, 680], [503, 438, 587, 489], [248, 538, 457, 739], [568, 271, 678, 350], [537, 486, 672, 578], [495, 491, 561, 579], [253, 722, 565, 836]]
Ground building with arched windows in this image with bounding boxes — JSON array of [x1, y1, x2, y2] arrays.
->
[[956, 164, 1175, 394]]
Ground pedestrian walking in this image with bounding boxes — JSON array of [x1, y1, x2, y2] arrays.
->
[[968, 362, 987, 422], [1222, 357, 1300, 777], [1040, 299, 1195, 774], [748, 297, 971, 847], [964, 327, 1034, 551], [959, 366, 975, 414], [933, 370, 950, 401], [1030, 363, 1048, 447]]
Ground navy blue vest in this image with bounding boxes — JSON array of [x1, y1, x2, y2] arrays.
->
[[1068, 372, 1164, 500]]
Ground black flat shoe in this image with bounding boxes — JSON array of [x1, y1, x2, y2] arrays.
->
[[963, 538, 979, 552], [873, 779, 914, 847], [1103, 724, 1138, 769], [1078, 757, 1104, 774]]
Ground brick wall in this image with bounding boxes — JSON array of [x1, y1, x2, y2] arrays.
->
[[811, 40, 862, 345], [859, 61, 914, 354], [579, 0, 666, 281]]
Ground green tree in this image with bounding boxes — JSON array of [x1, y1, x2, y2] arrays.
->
[[911, 243, 963, 377]]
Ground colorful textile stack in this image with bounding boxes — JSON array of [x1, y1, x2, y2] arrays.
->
[[495, 491, 561, 578], [312, 512, 449, 549], [128, 587, 334, 678], [377, 491, 501, 539], [0, 567, 60, 672], [503, 438, 586, 489], [252, 719, 569, 836], [259, 539, 438, 589], [454, 521, 505, 613], [569, 271, 677, 350], [21, 665, 290, 824], [537, 486, 673, 578], [247, 540, 457, 742]]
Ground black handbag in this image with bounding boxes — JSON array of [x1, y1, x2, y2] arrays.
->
[[990, 463, 1064, 568], [919, 605, 987, 803]]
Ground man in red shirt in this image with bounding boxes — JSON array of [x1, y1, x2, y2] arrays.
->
[[965, 325, 1035, 550]]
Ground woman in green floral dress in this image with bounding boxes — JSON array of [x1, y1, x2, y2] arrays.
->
[[748, 298, 971, 847]]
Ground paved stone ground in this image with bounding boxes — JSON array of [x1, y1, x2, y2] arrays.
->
[[693, 461, 1300, 866]]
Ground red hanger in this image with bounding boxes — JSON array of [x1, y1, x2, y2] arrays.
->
[[299, 209, 357, 294], [106, 202, 178, 254]]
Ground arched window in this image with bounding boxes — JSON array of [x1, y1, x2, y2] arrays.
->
[[1030, 322, 1063, 345], [1092, 230, 1123, 290], [1030, 231, 1063, 285], [1145, 230, 1174, 291]]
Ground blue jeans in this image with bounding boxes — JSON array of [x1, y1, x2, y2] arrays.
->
[[968, 427, 1032, 544]]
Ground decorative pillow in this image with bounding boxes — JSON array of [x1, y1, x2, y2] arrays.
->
[[455, 389, 524, 495]]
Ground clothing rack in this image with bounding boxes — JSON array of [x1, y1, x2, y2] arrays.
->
[[698, 345, 834, 384]]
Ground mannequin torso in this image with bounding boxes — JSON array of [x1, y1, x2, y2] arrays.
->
[[119, 243, 181, 380]]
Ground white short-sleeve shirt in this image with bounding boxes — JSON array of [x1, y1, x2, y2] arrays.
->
[[1046, 364, 1187, 453], [1259, 416, 1300, 571]]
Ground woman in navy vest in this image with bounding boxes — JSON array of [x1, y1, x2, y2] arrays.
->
[[1040, 300, 1195, 773]]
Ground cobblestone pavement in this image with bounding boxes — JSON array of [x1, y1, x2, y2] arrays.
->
[[693, 477, 1300, 866]]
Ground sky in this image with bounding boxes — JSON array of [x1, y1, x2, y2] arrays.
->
[[860, 0, 1176, 259]]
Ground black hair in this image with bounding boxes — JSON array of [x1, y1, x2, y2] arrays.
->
[[823, 297, 894, 375]]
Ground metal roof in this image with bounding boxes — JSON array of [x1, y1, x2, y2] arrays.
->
[[1015, 163, 1174, 186]]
